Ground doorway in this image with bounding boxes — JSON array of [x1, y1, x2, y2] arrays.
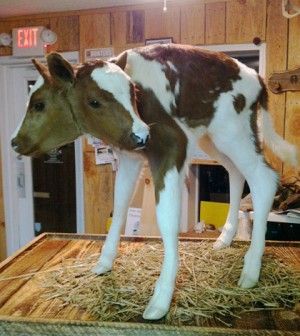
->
[[0, 52, 84, 256], [32, 143, 77, 235], [26, 79, 77, 235]]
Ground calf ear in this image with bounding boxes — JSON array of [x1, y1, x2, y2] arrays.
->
[[32, 59, 51, 82], [46, 52, 75, 86], [110, 51, 128, 70]]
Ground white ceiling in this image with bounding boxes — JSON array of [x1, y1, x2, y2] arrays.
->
[[0, 0, 165, 18]]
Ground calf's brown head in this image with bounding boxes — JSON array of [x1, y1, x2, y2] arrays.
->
[[11, 53, 149, 156]]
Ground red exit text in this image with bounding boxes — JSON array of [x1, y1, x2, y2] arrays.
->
[[17, 28, 39, 48]]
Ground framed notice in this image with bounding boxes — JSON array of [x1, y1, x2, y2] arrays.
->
[[84, 47, 114, 62], [145, 37, 173, 45]]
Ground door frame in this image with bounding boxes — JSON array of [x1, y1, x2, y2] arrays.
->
[[0, 51, 84, 256]]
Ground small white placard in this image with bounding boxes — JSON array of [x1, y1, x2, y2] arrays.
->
[[85, 47, 114, 61], [95, 146, 115, 165], [125, 207, 142, 236], [86, 135, 117, 170]]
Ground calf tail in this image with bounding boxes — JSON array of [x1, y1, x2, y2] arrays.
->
[[258, 78, 299, 167], [260, 107, 299, 168]]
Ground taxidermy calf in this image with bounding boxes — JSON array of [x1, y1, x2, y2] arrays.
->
[[11, 44, 299, 320]]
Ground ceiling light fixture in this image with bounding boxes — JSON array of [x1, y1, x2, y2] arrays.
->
[[163, 0, 167, 12]]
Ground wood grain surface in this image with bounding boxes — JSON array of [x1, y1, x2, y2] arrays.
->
[[226, 0, 267, 43], [0, 143, 5, 262], [205, 2, 226, 45], [180, 3, 205, 45], [0, 233, 298, 334]]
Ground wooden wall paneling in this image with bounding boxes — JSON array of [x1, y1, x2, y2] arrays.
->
[[113, 43, 145, 57], [23, 17, 50, 27], [265, 0, 288, 172], [0, 145, 6, 261], [180, 4, 205, 45], [226, 0, 267, 43], [284, 12, 300, 176], [83, 137, 95, 153], [126, 165, 159, 236], [145, 6, 180, 42], [48, 16, 79, 52], [79, 13, 111, 61], [205, 2, 226, 45], [111, 11, 127, 47], [129, 167, 145, 209], [139, 167, 159, 236], [83, 152, 114, 234], [111, 10, 144, 54], [126, 10, 145, 44]]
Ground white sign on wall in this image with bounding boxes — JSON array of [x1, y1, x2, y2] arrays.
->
[[85, 47, 114, 62], [125, 207, 142, 236]]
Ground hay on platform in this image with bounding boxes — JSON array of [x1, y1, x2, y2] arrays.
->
[[38, 241, 300, 326]]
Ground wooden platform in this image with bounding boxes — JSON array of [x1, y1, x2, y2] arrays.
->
[[0, 233, 299, 336]]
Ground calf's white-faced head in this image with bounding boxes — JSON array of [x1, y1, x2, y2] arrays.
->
[[72, 55, 149, 150], [11, 55, 82, 156], [11, 53, 149, 156]]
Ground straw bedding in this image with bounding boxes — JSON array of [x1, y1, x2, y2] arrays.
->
[[38, 241, 300, 326]]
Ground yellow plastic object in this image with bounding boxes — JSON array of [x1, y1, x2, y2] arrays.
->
[[200, 201, 229, 228], [105, 215, 113, 233]]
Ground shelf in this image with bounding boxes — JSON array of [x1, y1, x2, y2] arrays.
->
[[191, 158, 219, 165], [248, 211, 300, 224]]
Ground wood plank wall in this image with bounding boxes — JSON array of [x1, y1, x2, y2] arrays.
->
[[0, 145, 6, 261], [0, 0, 299, 248]]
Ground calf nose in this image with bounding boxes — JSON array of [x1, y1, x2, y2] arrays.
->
[[130, 133, 149, 148], [11, 138, 18, 149]]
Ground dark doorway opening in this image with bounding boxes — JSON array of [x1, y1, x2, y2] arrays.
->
[[28, 80, 77, 235]]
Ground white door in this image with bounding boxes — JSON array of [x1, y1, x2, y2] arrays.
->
[[0, 52, 83, 256], [3, 65, 36, 253]]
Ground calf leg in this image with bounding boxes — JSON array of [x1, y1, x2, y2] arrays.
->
[[143, 166, 183, 320], [238, 162, 278, 288], [214, 167, 245, 249], [92, 151, 143, 275], [199, 135, 245, 249], [210, 133, 278, 288]]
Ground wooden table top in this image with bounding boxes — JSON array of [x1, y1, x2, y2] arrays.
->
[[0, 233, 299, 335]]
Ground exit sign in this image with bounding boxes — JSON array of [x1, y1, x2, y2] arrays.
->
[[12, 26, 45, 57]]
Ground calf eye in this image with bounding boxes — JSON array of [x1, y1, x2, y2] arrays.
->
[[88, 99, 101, 109], [33, 102, 45, 112]]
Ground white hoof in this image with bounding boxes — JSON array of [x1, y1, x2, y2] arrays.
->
[[213, 238, 230, 250], [91, 262, 112, 275], [238, 252, 261, 288], [143, 300, 170, 320], [142, 280, 174, 320], [238, 272, 258, 288]]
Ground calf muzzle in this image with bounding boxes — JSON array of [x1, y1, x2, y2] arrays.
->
[[130, 132, 149, 149], [11, 138, 19, 152]]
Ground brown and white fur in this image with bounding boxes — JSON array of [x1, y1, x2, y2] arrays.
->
[[11, 44, 299, 320]]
